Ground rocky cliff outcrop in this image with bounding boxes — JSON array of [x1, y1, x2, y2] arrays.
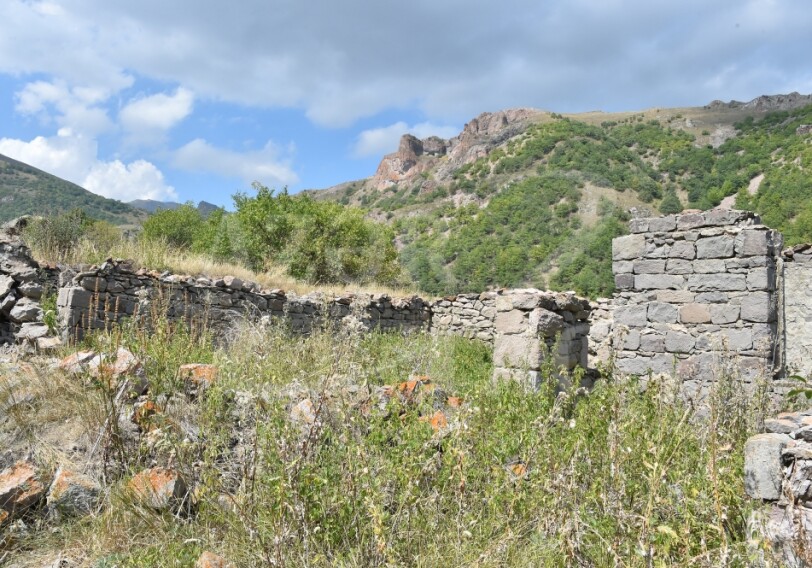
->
[[369, 108, 540, 191], [705, 92, 812, 112]]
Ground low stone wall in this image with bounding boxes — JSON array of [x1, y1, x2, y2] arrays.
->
[[609, 210, 783, 399], [745, 411, 812, 566], [56, 260, 432, 340], [51, 260, 591, 385]]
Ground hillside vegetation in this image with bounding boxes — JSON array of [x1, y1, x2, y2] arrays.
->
[[323, 102, 812, 298], [0, 154, 146, 226]]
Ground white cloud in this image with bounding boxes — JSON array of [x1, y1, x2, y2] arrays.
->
[[353, 122, 460, 158], [119, 87, 195, 144], [15, 80, 116, 136], [0, 130, 176, 202], [84, 160, 178, 202], [173, 138, 299, 187], [2, 0, 810, 128]]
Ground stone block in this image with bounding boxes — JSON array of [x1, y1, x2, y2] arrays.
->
[[656, 290, 694, 303], [709, 305, 740, 324], [665, 331, 695, 353], [531, 308, 565, 337], [722, 328, 752, 351], [622, 330, 640, 350], [634, 274, 685, 290], [493, 336, 541, 370], [746, 267, 775, 291], [648, 215, 676, 232], [735, 228, 772, 257], [628, 218, 649, 233], [494, 310, 525, 334], [615, 353, 673, 375], [639, 333, 665, 352], [740, 292, 774, 323], [687, 274, 746, 292], [508, 293, 541, 310], [696, 235, 735, 258], [612, 234, 646, 261], [643, 243, 670, 258], [668, 240, 696, 259], [676, 212, 706, 230], [693, 259, 727, 273], [665, 259, 693, 274], [614, 305, 647, 327], [679, 303, 711, 324], [647, 302, 678, 323], [614, 274, 634, 290], [58, 287, 92, 309], [695, 291, 729, 303], [744, 433, 789, 500], [633, 260, 666, 274], [80, 276, 107, 292], [613, 260, 633, 274]]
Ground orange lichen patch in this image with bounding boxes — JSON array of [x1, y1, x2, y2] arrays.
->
[[58, 351, 96, 374], [506, 461, 529, 480], [179, 364, 218, 389], [129, 467, 187, 511], [46, 467, 99, 515], [131, 400, 162, 431], [0, 460, 48, 518], [397, 380, 420, 398], [446, 396, 464, 408], [420, 410, 448, 432], [196, 551, 233, 568], [0, 509, 8, 526]]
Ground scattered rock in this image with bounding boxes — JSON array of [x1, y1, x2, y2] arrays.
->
[[290, 398, 317, 425], [195, 551, 233, 568], [128, 467, 189, 512], [179, 363, 218, 392], [0, 460, 50, 520], [46, 467, 100, 517]]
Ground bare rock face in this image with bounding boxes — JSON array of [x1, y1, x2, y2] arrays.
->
[[369, 108, 540, 191], [705, 92, 812, 112]]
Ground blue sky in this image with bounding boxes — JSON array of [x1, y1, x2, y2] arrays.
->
[[1, 0, 810, 208]]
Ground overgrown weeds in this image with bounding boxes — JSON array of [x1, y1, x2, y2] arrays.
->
[[0, 317, 777, 566]]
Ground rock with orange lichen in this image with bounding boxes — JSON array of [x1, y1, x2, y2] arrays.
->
[[290, 398, 317, 425], [419, 410, 449, 432], [128, 467, 188, 512], [46, 467, 100, 517], [0, 460, 50, 520], [195, 551, 233, 568], [131, 400, 162, 432], [179, 363, 219, 393]]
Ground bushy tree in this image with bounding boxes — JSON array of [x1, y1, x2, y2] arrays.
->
[[234, 184, 402, 285], [140, 203, 205, 248]]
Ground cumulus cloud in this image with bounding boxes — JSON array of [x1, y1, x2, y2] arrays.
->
[[84, 160, 178, 202], [119, 87, 195, 145], [353, 122, 460, 158], [173, 139, 299, 187], [1, 0, 810, 128], [0, 130, 177, 202], [15, 80, 115, 136]]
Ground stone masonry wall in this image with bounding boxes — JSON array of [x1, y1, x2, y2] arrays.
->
[[50, 260, 592, 384], [609, 209, 783, 398], [782, 244, 812, 380]]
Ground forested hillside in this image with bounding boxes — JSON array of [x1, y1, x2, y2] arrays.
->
[[0, 154, 146, 226], [323, 102, 812, 298]]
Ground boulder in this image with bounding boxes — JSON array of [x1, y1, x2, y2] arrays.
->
[[196, 551, 233, 568], [0, 460, 50, 520], [745, 433, 789, 500], [46, 467, 100, 517], [128, 467, 188, 512]]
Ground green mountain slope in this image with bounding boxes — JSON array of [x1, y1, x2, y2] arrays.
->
[[319, 96, 812, 298], [0, 153, 146, 226]]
